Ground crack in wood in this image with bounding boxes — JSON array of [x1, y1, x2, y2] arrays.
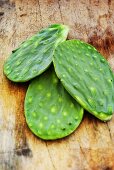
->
[[45, 142, 57, 170], [38, 0, 43, 28], [58, 0, 64, 24], [106, 123, 113, 141]]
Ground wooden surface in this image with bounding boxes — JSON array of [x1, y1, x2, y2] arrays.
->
[[0, 0, 114, 170]]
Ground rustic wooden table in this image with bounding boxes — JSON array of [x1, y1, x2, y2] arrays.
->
[[0, 0, 114, 170]]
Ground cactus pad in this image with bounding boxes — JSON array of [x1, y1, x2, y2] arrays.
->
[[24, 66, 83, 140], [4, 24, 69, 82], [53, 40, 114, 121]]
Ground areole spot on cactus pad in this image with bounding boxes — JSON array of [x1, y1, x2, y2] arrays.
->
[[4, 24, 69, 82], [53, 40, 114, 121], [24, 66, 83, 140]]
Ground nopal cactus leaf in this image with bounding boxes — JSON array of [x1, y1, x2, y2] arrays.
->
[[24, 66, 83, 140], [53, 40, 114, 121], [4, 24, 69, 82]]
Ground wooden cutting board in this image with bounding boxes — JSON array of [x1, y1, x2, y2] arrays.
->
[[0, 0, 114, 170]]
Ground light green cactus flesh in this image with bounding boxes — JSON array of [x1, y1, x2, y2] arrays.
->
[[53, 40, 114, 121], [24, 66, 83, 140], [4, 24, 69, 82]]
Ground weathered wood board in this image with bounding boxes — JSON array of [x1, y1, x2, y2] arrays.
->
[[0, 0, 114, 170]]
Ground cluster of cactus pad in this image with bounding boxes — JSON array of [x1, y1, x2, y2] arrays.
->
[[4, 24, 114, 140]]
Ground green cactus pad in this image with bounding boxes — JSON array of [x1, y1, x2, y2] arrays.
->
[[113, 73, 114, 111], [24, 66, 83, 140], [53, 40, 114, 121], [4, 24, 69, 82]]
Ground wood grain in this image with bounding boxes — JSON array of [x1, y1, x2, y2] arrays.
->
[[0, 0, 114, 170]]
